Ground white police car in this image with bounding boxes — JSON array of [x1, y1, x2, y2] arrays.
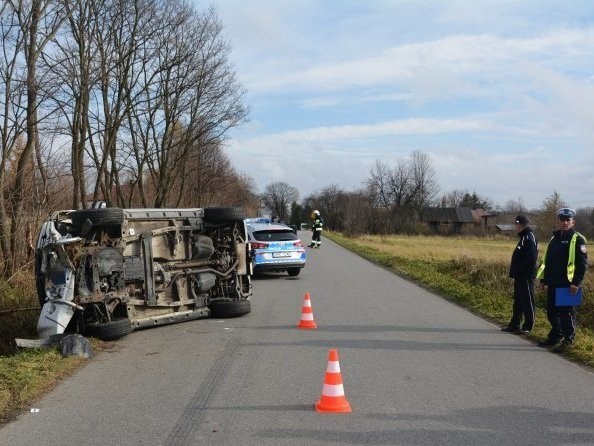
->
[[245, 218, 306, 277]]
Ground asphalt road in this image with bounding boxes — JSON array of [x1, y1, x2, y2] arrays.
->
[[1, 232, 594, 446]]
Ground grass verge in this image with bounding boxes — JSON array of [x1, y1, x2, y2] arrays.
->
[[0, 348, 86, 424], [326, 231, 594, 369], [0, 269, 111, 425], [0, 337, 110, 425]]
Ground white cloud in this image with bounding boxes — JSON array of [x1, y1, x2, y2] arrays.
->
[[210, 0, 594, 209], [243, 29, 594, 96]]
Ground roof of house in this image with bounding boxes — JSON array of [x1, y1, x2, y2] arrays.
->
[[496, 224, 515, 232], [483, 211, 539, 219], [421, 207, 474, 223]]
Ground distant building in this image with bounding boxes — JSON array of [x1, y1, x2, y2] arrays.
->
[[421, 207, 540, 236], [421, 207, 474, 234], [480, 211, 539, 235]]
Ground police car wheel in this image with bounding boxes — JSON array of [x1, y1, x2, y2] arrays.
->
[[287, 268, 301, 277]]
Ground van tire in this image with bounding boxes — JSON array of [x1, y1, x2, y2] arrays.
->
[[71, 208, 125, 233], [209, 299, 251, 318], [34, 251, 46, 308], [204, 207, 245, 224], [84, 318, 133, 341]]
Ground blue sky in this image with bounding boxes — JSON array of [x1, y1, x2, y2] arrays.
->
[[208, 0, 594, 210]]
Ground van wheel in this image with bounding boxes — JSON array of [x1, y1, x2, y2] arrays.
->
[[70, 208, 125, 234], [84, 318, 132, 341], [204, 207, 245, 224], [287, 268, 301, 277], [209, 300, 251, 318]]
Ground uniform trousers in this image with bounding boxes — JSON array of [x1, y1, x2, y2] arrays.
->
[[546, 285, 577, 342], [510, 278, 535, 331]]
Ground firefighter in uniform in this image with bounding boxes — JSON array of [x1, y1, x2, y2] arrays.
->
[[309, 210, 323, 248], [502, 215, 537, 334], [536, 208, 588, 352]]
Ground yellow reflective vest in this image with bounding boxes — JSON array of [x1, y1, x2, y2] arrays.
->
[[536, 232, 586, 282]]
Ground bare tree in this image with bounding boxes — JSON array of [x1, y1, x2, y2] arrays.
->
[[0, 4, 27, 267], [439, 189, 466, 207], [3, 0, 73, 273], [222, 172, 260, 215], [45, 0, 97, 208], [304, 186, 384, 235], [0, 0, 253, 277], [367, 160, 394, 209], [440, 189, 493, 211], [124, 3, 247, 207], [366, 151, 439, 232], [85, 0, 153, 206], [575, 207, 594, 239], [46, 0, 248, 209], [173, 139, 238, 207], [312, 184, 344, 231], [534, 190, 566, 240], [338, 189, 377, 236], [261, 182, 299, 222], [367, 151, 438, 211], [502, 196, 527, 213], [408, 150, 439, 208]]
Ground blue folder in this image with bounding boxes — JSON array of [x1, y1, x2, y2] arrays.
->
[[555, 287, 583, 306]]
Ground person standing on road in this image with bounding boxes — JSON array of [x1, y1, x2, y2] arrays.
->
[[536, 208, 588, 353], [502, 215, 538, 335], [309, 210, 324, 248]]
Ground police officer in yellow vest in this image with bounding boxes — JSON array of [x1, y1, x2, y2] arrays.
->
[[536, 208, 588, 352]]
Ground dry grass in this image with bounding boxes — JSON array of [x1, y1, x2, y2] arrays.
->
[[0, 269, 39, 356], [0, 349, 86, 424], [357, 234, 514, 262]]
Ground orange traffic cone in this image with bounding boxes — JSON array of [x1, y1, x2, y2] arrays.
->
[[315, 349, 352, 413], [297, 292, 318, 329]]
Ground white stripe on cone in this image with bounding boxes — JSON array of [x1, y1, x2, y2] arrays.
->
[[326, 361, 340, 373], [300, 313, 314, 321], [322, 383, 345, 397]]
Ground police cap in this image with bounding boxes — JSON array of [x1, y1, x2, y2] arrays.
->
[[515, 215, 529, 225], [557, 208, 576, 220]]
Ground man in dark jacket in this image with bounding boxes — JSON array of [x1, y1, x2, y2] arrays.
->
[[536, 208, 588, 352], [502, 215, 538, 334]]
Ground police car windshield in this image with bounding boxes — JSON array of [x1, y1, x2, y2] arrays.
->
[[252, 230, 297, 242]]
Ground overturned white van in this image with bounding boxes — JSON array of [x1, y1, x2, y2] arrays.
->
[[34, 207, 252, 341]]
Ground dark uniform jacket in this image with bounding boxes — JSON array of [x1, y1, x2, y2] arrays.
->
[[541, 228, 588, 287], [312, 216, 323, 231], [509, 227, 538, 279]]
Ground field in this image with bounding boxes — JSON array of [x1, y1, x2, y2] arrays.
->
[[354, 234, 514, 262], [326, 232, 594, 367]]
